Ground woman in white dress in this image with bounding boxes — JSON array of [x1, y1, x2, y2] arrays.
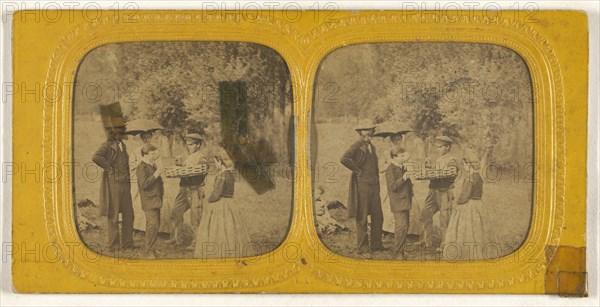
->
[[443, 147, 500, 261], [194, 150, 252, 259]]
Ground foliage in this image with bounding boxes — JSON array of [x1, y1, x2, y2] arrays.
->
[[75, 42, 293, 160], [147, 82, 190, 144], [314, 43, 533, 166]]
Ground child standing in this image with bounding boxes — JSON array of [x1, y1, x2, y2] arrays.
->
[[136, 143, 164, 259], [443, 147, 499, 261], [384, 145, 413, 260]]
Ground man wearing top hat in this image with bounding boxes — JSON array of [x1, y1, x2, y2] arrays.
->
[[340, 121, 384, 256], [92, 106, 135, 253], [166, 132, 208, 251], [420, 135, 459, 249]]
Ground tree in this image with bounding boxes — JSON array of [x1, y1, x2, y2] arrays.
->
[[314, 42, 533, 166], [102, 41, 293, 162], [147, 82, 190, 156]]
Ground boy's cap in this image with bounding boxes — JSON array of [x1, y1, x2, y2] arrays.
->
[[186, 133, 204, 143]]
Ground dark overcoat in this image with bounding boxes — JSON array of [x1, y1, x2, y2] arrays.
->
[[92, 139, 132, 217], [340, 140, 379, 218]]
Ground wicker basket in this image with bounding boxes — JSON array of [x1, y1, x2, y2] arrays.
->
[[164, 164, 208, 178], [414, 166, 458, 180]]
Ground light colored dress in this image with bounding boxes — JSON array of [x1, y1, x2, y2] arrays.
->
[[443, 173, 499, 261], [194, 168, 252, 259]]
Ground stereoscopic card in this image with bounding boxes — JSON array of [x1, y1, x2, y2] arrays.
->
[[11, 10, 588, 294]]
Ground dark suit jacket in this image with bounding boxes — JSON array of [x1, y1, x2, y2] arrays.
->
[[385, 163, 413, 212], [136, 160, 164, 210], [92, 139, 131, 217], [340, 140, 379, 218]]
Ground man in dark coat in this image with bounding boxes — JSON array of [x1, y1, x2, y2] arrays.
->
[[340, 122, 384, 256], [92, 117, 134, 253]]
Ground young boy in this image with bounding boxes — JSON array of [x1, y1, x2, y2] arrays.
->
[[167, 132, 207, 251], [136, 143, 164, 258], [385, 145, 413, 260]]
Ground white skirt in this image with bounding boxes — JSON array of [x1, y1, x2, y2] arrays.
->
[[193, 197, 252, 259], [443, 199, 500, 261]]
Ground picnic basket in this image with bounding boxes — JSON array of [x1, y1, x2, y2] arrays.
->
[[164, 164, 208, 178], [413, 166, 458, 180]]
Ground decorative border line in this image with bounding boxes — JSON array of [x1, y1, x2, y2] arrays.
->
[[40, 11, 566, 291]]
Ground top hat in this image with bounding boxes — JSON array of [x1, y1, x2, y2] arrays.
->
[[354, 120, 376, 132], [107, 116, 126, 129], [100, 102, 126, 129]]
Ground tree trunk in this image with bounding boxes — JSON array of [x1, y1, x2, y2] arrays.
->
[[167, 135, 174, 157]]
